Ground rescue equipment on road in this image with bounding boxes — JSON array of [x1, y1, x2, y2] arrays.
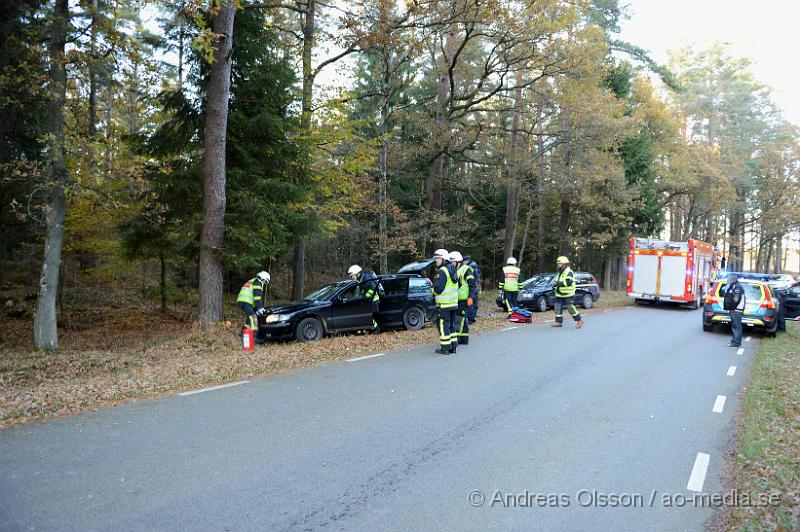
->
[[508, 307, 533, 323]]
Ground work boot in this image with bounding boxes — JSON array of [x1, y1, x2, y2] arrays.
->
[[575, 320, 584, 329], [435, 347, 451, 355], [458, 337, 469, 345], [551, 322, 563, 328]]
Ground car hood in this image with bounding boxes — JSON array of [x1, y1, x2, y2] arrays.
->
[[521, 285, 552, 294], [263, 301, 329, 314]]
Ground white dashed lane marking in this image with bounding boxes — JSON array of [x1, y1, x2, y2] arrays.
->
[[346, 353, 387, 362], [178, 381, 249, 396], [687, 453, 710, 492], [736, 348, 744, 355], [745, 336, 752, 342], [712, 395, 727, 413], [502, 326, 518, 331], [727, 366, 737, 376]]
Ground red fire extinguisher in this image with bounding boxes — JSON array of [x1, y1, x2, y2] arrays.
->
[[242, 327, 255, 351]]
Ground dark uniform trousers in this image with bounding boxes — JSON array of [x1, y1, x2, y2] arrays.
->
[[554, 296, 581, 323], [438, 307, 458, 350], [456, 300, 470, 344], [504, 290, 519, 312]]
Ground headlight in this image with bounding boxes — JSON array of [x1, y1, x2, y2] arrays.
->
[[519, 291, 534, 300], [265, 314, 290, 323]]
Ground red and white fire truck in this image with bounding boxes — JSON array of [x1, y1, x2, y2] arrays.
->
[[626, 237, 715, 309]]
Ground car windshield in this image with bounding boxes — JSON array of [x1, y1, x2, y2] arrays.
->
[[304, 282, 349, 301], [523, 274, 554, 288]]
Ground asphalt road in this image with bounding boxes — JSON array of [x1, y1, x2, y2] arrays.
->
[[1, 305, 758, 531]]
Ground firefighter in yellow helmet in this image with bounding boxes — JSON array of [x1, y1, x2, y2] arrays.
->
[[552, 256, 583, 329], [498, 257, 521, 313]]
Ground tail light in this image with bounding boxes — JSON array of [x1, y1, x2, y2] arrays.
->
[[705, 294, 717, 305], [760, 290, 776, 309]]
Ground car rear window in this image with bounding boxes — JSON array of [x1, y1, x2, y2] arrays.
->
[[381, 278, 408, 297], [576, 273, 594, 284], [409, 277, 431, 295], [718, 282, 764, 301]]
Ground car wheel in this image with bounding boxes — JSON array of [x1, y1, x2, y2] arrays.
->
[[403, 306, 425, 331], [536, 296, 548, 312], [295, 317, 324, 342], [581, 293, 593, 309]]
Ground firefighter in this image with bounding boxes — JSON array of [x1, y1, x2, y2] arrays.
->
[[463, 255, 480, 324], [498, 257, 521, 313], [453, 251, 477, 345], [348, 264, 380, 332], [432, 248, 459, 355], [237, 271, 271, 343], [551, 256, 583, 329]]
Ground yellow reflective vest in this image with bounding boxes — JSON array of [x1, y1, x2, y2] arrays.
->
[[499, 265, 520, 292], [555, 267, 576, 297], [434, 266, 459, 309]]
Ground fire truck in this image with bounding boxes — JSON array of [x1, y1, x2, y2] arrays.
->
[[626, 238, 715, 309]]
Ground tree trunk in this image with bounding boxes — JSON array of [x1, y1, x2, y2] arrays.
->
[[536, 106, 546, 272], [426, 27, 455, 252], [177, 15, 185, 88], [291, 0, 316, 299], [517, 197, 532, 267], [105, 78, 114, 179], [291, 240, 306, 300], [603, 256, 612, 290], [774, 234, 782, 273], [558, 197, 570, 256], [503, 73, 523, 261], [127, 61, 138, 135], [33, 0, 69, 350], [198, 0, 235, 328], [88, 0, 99, 136], [378, 47, 390, 275], [160, 251, 167, 314]]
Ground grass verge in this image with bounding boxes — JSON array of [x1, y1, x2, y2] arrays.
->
[[716, 321, 800, 530]]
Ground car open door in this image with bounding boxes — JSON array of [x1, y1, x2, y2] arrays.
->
[[784, 287, 800, 319], [329, 283, 374, 331]]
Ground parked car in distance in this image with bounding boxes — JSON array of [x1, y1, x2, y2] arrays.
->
[[702, 279, 779, 337], [259, 274, 436, 342], [497, 272, 601, 312], [782, 285, 800, 320]]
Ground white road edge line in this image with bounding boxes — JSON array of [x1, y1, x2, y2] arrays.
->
[[502, 326, 518, 331], [712, 395, 727, 413], [687, 452, 710, 492], [736, 348, 745, 355], [178, 380, 249, 396], [727, 366, 737, 376], [745, 336, 752, 342], [346, 353, 387, 362]]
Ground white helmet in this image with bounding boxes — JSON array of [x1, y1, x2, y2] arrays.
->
[[506, 257, 517, 265], [347, 264, 362, 276], [433, 248, 449, 260], [257, 271, 271, 283], [449, 251, 463, 262]]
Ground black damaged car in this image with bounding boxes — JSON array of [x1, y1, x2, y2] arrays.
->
[[259, 274, 436, 342]]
